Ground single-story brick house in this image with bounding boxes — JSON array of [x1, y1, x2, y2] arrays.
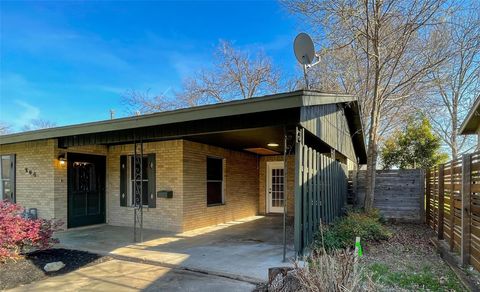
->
[[0, 90, 366, 253]]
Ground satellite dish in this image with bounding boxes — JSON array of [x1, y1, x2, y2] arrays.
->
[[294, 33, 315, 65]]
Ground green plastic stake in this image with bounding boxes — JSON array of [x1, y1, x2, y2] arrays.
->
[[355, 237, 363, 257]]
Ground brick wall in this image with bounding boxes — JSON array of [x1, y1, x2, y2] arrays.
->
[[106, 140, 184, 232], [182, 140, 259, 231], [0, 139, 56, 220], [1, 138, 284, 232], [258, 155, 295, 216]]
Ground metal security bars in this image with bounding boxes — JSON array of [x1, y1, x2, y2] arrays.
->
[[133, 138, 144, 243], [294, 127, 348, 254]]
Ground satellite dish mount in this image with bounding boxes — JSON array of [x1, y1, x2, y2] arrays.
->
[[294, 33, 320, 89]]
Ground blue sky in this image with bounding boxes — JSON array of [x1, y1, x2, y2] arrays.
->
[[0, 1, 304, 131]]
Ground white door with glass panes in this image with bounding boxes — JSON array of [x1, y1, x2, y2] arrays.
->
[[267, 161, 285, 213]]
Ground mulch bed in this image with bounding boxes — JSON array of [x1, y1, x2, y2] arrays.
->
[[0, 248, 110, 290], [257, 223, 480, 291], [361, 223, 478, 291]]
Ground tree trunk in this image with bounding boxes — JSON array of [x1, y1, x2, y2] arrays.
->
[[451, 99, 458, 160], [364, 0, 381, 212], [364, 104, 380, 211]]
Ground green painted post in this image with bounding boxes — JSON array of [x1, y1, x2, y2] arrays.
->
[[303, 145, 309, 248], [320, 154, 325, 222], [327, 156, 332, 223], [294, 127, 303, 255]]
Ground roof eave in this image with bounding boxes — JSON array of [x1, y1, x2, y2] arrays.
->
[[0, 91, 303, 145], [459, 96, 480, 135], [0, 90, 357, 145], [344, 100, 367, 164]]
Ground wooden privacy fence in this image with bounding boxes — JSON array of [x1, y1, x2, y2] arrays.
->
[[294, 128, 348, 254], [426, 152, 480, 270], [349, 169, 424, 222]]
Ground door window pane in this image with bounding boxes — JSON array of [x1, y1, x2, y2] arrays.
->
[[72, 162, 96, 192], [271, 167, 284, 208]]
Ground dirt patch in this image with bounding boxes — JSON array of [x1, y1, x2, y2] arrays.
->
[[361, 223, 470, 291], [0, 248, 110, 290]]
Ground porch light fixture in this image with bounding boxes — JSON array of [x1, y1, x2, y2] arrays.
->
[[58, 153, 67, 165], [267, 143, 279, 147]]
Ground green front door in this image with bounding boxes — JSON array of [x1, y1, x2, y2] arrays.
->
[[67, 153, 106, 228]]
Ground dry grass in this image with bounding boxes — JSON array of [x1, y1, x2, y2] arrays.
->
[[269, 248, 377, 292]]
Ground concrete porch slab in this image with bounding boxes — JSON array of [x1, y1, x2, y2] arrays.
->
[[9, 259, 256, 292], [55, 216, 295, 282]]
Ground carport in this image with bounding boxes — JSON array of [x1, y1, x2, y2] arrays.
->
[[56, 216, 293, 282], [52, 90, 365, 255], [1, 89, 366, 260]]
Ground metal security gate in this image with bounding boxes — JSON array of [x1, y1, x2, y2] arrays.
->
[[294, 127, 348, 254]]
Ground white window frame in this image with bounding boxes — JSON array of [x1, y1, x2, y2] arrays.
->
[[127, 155, 149, 207], [0, 154, 15, 202]]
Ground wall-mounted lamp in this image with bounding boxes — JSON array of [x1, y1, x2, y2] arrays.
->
[[267, 143, 279, 147], [58, 153, 67, 166]]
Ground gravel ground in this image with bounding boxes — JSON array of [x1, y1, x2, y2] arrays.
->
[[0, 248, 110, 290], [361, 223, 472, 291]]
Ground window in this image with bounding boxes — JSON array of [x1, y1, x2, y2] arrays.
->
[[0, 154, 15, 202], [128, 156, 149, 206], [207, 157, 224, 206], [119, 154, 156, 208]]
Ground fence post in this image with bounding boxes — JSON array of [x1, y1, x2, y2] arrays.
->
[[438, 164, 445, 239], [450, 160, 455, 251], [425, 169, 431, 225], [419, 169, 425, 224], [353, 169, 358, 206], [461, 154, 471, 266]]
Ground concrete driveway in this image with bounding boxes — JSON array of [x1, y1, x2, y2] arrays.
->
[[10, 259, 256, 292], [56, 216, 295, 283]]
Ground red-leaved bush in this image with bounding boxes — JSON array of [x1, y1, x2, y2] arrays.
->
[[0, 201, 62, 261]]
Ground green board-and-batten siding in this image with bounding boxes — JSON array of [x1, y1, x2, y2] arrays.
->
[[294, 127, 348, 254], [300, 104, 357, 163]]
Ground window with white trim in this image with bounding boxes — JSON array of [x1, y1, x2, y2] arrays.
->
[[0, 154, 15, 202], [128, 155, 149, 206]]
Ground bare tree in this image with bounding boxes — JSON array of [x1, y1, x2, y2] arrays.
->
[[22, 119, 57, 132], [122, 89, 177, 115], [0, 122, 11, 135], [178, 40, 280, 105], [424, 5, 480, 159], [285, 0, 450, 211], [123, 40, 281, 114]]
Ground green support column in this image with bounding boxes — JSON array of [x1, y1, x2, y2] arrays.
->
[[294, 127, 304, 255]]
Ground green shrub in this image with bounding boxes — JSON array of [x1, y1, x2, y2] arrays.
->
[[314, 209, 391, 252]]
